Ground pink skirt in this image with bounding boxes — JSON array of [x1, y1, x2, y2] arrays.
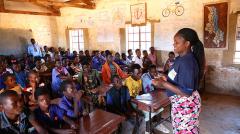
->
[[169, 91, 201, 134]]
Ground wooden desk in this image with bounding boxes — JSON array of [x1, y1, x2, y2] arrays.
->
[[131, 90, 170, 133], [78, 109, 125, 134]]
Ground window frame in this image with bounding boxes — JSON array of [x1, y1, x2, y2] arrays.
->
[[69, 28, 85, 53], [234, 14, 240, 64], [125, 23, 152, 54]]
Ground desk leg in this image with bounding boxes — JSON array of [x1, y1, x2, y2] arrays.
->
[[149, 106, 152, 134]]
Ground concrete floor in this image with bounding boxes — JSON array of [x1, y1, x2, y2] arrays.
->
[[154, 92, 240, 134]]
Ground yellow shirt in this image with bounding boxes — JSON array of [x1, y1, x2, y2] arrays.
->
[[124, 76, 142, 98]]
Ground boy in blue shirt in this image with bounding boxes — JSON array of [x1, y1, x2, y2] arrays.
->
[[59, 80, 84, 119], [12, 62, 27, 88], [141, 64, 157, 93], [30, 87, 78, 134], [52, 60, 70, 97]]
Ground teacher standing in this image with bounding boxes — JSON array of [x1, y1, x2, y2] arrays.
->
[[153, 28, 205, 134]]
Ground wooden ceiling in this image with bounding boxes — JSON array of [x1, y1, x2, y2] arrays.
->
[[0, 0, 96, 16]]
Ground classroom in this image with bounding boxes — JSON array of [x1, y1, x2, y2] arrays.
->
[[0, 0, 239, 134]]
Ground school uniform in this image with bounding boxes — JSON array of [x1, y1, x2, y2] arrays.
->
[[132, 56, 143, 68], [33, 104, 65, 129], [59, 96, 83, 118], [14, 71, 27, 88], [167, 52, 201, 134], [51, 67, 69, 94]]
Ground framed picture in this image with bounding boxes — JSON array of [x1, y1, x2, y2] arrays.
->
[[130, 3, 147, 26], [204, 2, 228, 48]]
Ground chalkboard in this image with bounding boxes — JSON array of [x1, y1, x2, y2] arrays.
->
[[0, 28, 33, 57]]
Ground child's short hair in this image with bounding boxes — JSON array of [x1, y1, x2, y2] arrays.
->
[[34, 87, 50, 100], [0, 90, 18, 104], [3, 73, 15, 82], [130, 64, 141, 73], [60, 80, 73, 93], [168, 51, 175, 56], [135, 49, 140, 53], [111, 75, 120, 83], [148, 64, 156, 70]]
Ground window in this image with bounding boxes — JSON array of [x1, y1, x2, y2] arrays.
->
[[234, 15, 240, 64], [126, 23, 151, 54], [69, 29, 84, 52]]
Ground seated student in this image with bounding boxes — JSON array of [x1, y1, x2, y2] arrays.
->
[[33, 58, 48, 73], [23, 71, 44, 109], [132, 49, 143, 68], [44, 54, 55, 70], [142, 50, 152, 74], [92, 51, 105, 71], [71, 56, 82, 74], [0, 60, 11, 91], [59, 80, 84, 119], [124, 64, 142, 98], [127, 49, 133, 62], [163, 51, 175, 74], [25, 55, 35, 71], [141, 64, 157, 93], [29, 87, 78, 134], [2, 73, 22, 95], [106, 75, 145, 134], [114, 52, 125, 66], [12, 62, 27, 88], [81, 50, 92, 65], [78, 63, 101, 106], [0, 90, 39, 134], [102, 52, 128, 84], [62, 58, 75, 76], [122, 53, 131, 66], [52, 60, 70, 96], [78, 63, 101, 90]]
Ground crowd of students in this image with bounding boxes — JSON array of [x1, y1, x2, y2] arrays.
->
[[0, 28, 205, 134]]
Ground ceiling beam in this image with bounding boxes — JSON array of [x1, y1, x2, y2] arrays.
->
[[0, 0, 4, 11], [34, 1, 60, 13], [6, 0, 95, 9], [66, 0, 93, 5], [1, 9, 60, 16]]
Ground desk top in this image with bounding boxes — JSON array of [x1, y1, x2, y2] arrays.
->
[[131, 90, 170, 112], [78, 109, 125, 134]]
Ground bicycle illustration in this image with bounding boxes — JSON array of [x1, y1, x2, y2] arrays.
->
[[162, 1, 184, 17]]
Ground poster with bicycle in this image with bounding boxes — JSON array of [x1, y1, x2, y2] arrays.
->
[[204, 2, 228, 48]]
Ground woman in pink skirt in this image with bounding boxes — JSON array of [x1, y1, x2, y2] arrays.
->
[[153, 28, 205, 134]]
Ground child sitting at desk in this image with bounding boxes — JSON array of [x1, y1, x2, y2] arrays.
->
[[124, 64, 142, 98], [12, 62, 27, 88], [23, 71, 45, 110], [106, 75, 145, 134], [163, 51, 175, 74], [59, 80, 85, 119], [141, 64, 157, 93], [1, 73, 22, 95], [52, 60, 70, 97], [30, 87, 78, 134], [78, 63, 102, 107]]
